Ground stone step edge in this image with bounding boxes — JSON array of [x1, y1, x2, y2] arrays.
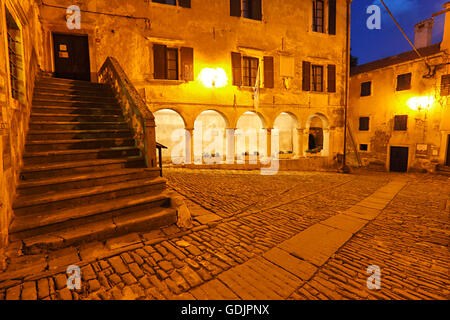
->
[[23, 146, 139, 158]]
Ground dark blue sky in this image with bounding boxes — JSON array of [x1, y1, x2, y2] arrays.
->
[[351, 0, 446, 65]]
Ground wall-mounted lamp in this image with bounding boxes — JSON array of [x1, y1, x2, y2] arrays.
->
[[407, 96, 434, 111], [198, 68, 228, 88]]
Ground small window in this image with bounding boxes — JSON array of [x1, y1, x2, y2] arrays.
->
[[394, 115, 408, 131], [361, 81, 371, 97], [242, 56, 259, 87], [312, 65, 323, 92], [359, 117, 369, 131], [153, 45, 193, 81], [360, 144, 368, 151], [313, 0, 324, 33], [396, 73, 412, 91], [441, 75, 450, 96], [152, 0, 190, 7], [230, 0, 262, 20]]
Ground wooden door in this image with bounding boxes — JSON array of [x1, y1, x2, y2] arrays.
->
[[390, 147, 409, 172], [53, 33, 90, 81]]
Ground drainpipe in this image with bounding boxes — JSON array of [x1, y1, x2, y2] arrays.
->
[[341, 0, 352, 173]]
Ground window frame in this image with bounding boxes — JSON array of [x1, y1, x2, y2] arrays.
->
[[394, 115, 408, 131], [242, 56, 259, 87], [360, 81, 372, 97], [312, 0, 325, 33], [311, 65, 324, 92]]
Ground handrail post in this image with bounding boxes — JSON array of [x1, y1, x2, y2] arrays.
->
[[144, 117, 157, 168]]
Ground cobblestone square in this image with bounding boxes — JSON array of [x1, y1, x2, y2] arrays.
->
[[0, 169, 448, 300]]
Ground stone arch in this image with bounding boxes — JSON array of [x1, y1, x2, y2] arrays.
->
[[154, 109, 186, 163], [235, 111, 266, 158], [274, 112, 300, 156], [305, 113, 330, 157], [193, 110, 228, 164]]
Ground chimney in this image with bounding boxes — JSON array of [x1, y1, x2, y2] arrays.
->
[[442, 2, 450, 51], [414, 19, 434, 49]]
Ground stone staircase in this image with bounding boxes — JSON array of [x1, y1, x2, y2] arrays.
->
[[9, 76, 177, 254]]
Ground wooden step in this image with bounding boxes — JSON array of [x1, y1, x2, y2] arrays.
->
[[17, 168, 161, 196], [29, 121, 129, 131], [25, 137, 136, 152], [26, 129, 132, 141], [30, 113, 124, 122], [20, 157, 146, 180], [14, 176, 167, 215]]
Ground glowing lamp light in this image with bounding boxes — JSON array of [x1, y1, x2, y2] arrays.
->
[[407, 96, 434, 111], [198, 68, 228, 88]]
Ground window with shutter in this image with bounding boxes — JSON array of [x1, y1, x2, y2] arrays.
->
[[231, 52, 242, 86], [328, 0, 336, 35], [152, 0, 176, 5], [327, 64, 336, 93], [359, 117, 369, 131], [360, 81, 371, 97], [396, 73, 412, 91], [394, 115, 408, 131], [178, 0, 191, 8], [232, 0, 262, 20], [441, 75, 450, 96], [313, 0, 324, 33], [263, 56, 274, 88], [243, 56, 259, 87], [180, 47, 194, 81], [152, 0, 190, 7], [302, 61, 311, 91], [312, 65, 323, 92]]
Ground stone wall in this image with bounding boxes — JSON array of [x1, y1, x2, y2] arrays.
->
[[0, 0, 43, 269]]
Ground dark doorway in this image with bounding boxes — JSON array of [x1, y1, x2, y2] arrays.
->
[[446, 134, 450, 166], [53, 33, 90, 81], [390, 146, 408, 172]]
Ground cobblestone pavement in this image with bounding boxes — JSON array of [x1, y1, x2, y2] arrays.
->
[[0, 169, 448, 300]]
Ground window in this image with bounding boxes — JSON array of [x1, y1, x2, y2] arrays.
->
[[359, 117, 369, 131], [152, 0, 190, 7], [153, 44, 193, 81], [313, 0, 324, 33], [231, 52, 273, 88], [360, 144, 368, 151], [242, 56, 259, 87], [230, 0, 262, 21], [394, 115, 408, 131], [396, 73, 412, 91], [312, 65, 323, 92], [6, 9, 21, 100], [361, 81, 371, 97], [441, 75, 450, 96]]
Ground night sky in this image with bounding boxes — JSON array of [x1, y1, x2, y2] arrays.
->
[[351, 0, 446, 65]]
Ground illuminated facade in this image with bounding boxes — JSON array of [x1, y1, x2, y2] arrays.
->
[[349, 6, 450, 172]]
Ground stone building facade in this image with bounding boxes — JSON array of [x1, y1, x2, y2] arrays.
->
[[349, 4, 450, 172], [0, 0, 351, 267]]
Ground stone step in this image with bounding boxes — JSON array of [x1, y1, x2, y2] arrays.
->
[[23, 146, 141, 166], [29, 121, 129, 131], [34, 86, 113, 97], [33, 93, 117, 104], [17, 168, 160, 196], [25, 137, 136, 152], [37, 76, 107, 88], [20, 157, 146, 180], [10, 195, 176, 252], [32, 106, 122, 115], [26, 129, 132, 141], [14, 176, 167, 215], [32, 99, 120, 108], [30, 113, 124, 122]]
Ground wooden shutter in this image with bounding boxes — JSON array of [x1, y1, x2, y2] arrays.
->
[[263, 56, 274, 88], [251, 0, 262, 20], [153, 44, 167, 80], [394, 115, 408, 131], [396, 73, 412, 91], [231, 52, 242, 86], [178, 0, 191, 8], [359, 117, 369, 131], [327, 64, 336, 93], [302, 61, 311, 91], [328, 0, 336, 35], [180, 47, 194, 81], [441, 75, 450, 96], [230, 0, 241, 17]]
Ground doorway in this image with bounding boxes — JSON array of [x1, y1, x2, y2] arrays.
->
[[446, 134, 450, 167], [390, 146, 409, 172], [52, 33, 90, 81]]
